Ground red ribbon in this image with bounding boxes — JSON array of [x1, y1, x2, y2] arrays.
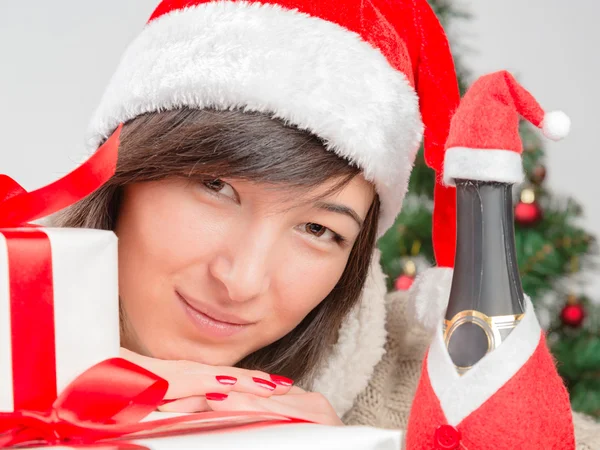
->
[[0, 124, 122, 227], [0, 358, 305, 448], [0, 126, 122, 412]]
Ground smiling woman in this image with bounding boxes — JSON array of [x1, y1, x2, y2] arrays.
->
[[54, 107, 380, 383], [44, 0, 600, 446]]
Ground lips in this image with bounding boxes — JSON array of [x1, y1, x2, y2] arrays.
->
[[176, 290, 255, 338]]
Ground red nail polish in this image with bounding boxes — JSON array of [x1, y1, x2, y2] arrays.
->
[[216, 375, 237, 385], [252, 377, 277, 390], [269, 374, 294, 386], [206, 392, 228, 401]]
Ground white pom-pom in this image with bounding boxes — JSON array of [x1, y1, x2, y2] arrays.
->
[[406, 267, 454, 332], [542, 111, 571, 141]]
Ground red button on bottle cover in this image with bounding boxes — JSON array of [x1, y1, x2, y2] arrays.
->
[[434, 424, 461, 449]]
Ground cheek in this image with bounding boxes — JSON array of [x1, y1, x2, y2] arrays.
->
[[267, 254, 347, 332], [115, 183, 229, 337], [117, 182, 231, 278]]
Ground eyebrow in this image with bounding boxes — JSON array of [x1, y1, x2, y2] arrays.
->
[[314, 201, 364, 228]]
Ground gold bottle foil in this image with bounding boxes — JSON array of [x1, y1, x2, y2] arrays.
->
[[443, 310, 524, 375]]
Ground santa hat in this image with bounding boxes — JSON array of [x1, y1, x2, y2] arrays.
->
[[409, 70, 571, 331], [444, 70, 570, 185], [87, 0, 460, 239], [86, 0, 460, 416]]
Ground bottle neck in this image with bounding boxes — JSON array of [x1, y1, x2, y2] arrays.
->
[[445, 180, 525, 320]]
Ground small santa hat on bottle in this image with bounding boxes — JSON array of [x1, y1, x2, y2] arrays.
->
[[410, 70, 571, 330], [443, 70, 570, 185]]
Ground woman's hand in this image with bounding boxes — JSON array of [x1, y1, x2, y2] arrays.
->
[[205, 387, 344, 426], [120, 348, 294, 413]]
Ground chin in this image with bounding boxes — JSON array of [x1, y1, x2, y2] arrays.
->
[[155, 339, 247, 366]]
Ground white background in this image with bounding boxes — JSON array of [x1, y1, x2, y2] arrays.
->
[[1, 1, 599, 296]]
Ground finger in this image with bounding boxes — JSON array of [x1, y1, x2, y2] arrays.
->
[[206, 392, 343, 426], [158, 395, 210, 413], [286, 386, 307, 395], [120, 347, 294, 399], [119, 349, 235, 399], [159, 364, 240, 400], [201, 366, 295, 397]]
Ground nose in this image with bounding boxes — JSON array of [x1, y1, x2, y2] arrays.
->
[[209, 226, 273, 303]]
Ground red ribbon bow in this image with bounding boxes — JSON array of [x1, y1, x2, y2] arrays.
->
[[0, 358, 303, 448], [0, 124, 122, 226]]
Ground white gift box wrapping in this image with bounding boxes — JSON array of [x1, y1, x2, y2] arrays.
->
[[126, 423, 403, 449], [47, 411, 404, 450], [131, 423, 403, 450], [0, 227, 120, 412]]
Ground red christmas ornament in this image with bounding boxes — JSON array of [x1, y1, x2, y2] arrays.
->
[[515, 188, 542, 226], [560, 302, 586, 328], [395, 260, 417, 291], [395, 274, 414, 291]]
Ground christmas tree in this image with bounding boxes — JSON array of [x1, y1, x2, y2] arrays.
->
[[378, 0, 600, 419]]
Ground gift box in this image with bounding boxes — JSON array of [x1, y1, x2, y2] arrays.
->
[[124, 419, 404, 450], [47, 421, 403, 450], [0, 125, 122, 414], [0, 227, 119, 412]]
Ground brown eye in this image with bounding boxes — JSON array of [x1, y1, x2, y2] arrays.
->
[[205, 179, 225, 191], [299, 223, 347, 247], [305, 223, 327, 237], [202, 178, 237, 201]]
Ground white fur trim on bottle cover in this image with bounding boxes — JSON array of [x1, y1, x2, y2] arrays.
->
[[311, 249, 388, 417], [407, 267, 453, 332], [427, 295, 541, 426], [86, 1, 423, 237], [443, 147, 524, 185]]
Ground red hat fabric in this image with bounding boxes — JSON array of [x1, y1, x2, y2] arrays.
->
[[443, 70, 570, 186], [86, 0, 460, 239]]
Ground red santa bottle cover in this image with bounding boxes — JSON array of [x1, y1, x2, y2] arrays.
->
[[405, 71, 575, 450]]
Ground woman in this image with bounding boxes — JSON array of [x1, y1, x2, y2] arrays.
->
[[54, 0, 599, 447]]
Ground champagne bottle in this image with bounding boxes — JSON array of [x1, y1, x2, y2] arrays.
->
[[443, 179, 525, 374]]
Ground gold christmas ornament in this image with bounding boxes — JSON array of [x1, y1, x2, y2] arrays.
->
[[403, 260, 417, 277], [520, 187, 536, 204]]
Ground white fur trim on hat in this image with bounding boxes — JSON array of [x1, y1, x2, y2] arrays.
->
[[86, 1, 423, 237], [407, 266, 453, 332], [443, 147, 524, 186], [311, 249, 388, 417], [427, 295, 541, 426]]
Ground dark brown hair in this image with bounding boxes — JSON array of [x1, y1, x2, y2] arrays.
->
[[54, 108, 380, 383]]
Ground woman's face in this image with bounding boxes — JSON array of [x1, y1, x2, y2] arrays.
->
[[116, 175, 374, 365]]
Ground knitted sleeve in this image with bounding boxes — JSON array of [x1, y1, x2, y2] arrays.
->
[[342, 290, 430, 429], [573, 411, 600, 449], [342, 291, 600, 450]]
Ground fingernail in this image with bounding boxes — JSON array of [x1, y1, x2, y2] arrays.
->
[[269, 374, 294, 387], [216, 375, 237, 385], [206, 392, 228, 401], [252, 377, 277, 390]]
